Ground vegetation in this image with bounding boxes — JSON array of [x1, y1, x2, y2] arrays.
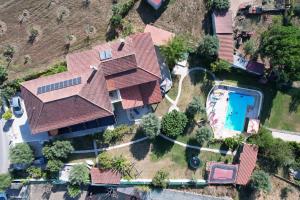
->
[[207, 0, 230, 11], [260, 25, 300, 82], [3, 45, 15, 61], [120, 20, 134, 37], [250, 170, 271, 193], [69, 164, 89, 185], [185, 96, 205, 119], [42, 140, 74, 160], [2, 110, 12, 120], [152, 170, 169, 188], [67, 184, 81, 198], [56, 6, 70, 22], [195, 127, 213, 145], [97, 152, 112, 170], [1, 85, 17, 101], [111, 155, 131, 175], [110, 0, 137, 30], [223, 136, 243, 152], [46, 159, 64, 173], [210, 59, 231, 73], [103, 125, 131, 144], [9, 143, 34, 165], [161, 110, 188, 137], [0, 173, 11, 192], [197, 35, 219, 58], [141, 113, 161, 139], [160, 35, 190, 70], [26, 166, 43, 179], [28, 27, 39, 43], [243, 39, 256, 57]]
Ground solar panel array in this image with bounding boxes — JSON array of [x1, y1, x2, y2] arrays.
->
[[37, 77, 82, 95], [99, 50, 112, 60]]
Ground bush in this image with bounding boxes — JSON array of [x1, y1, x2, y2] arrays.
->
[[103, 125, 130, 144], [161, 110, 188, 137], [28, 27, 39, 43], [195, 127, 213, 145], [207, 0, 230, 11], [2, 110, 12, 120], [42, 140, 74, 160], [243, 39, 256, 56], [160, 35, 190, 69], [26, 166, 43, 179], [3, 45, 15, 61], [97, 152, 113, 170], [111, 155, 130, 175], [223, 136, 243, 151], [1, 85, 17, 101], [152, 170, 169, 188], [121, 20, 134, 37], [9, 143, 34, 165], [69, 164, 89, 185], [185, 96, 205, 119], [210, 59, 231, 73], [0, 65, 8, 85], [67, 184, 81, 198], [141, 113, 161, 139], [110, 0, 137, 29], [198, 35, 219, 57], [0, 173, 11, 192], [250, 170, 271, 193], [46, 159, 64, 173]]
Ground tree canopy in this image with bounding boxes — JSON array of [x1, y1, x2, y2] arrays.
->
[[161, 110, 188, 137], [185, 96, 205, 119], [210, 59, 231, 73], [198, 35, 219, 57], [9, 143, 34, 165], [0, 173, 11, 192], [260, 25, 300, 82], [207, 0, 230, 11], [250, 170, 271, 193], [69, 164, 89, 185], [195, 127, 213, 145], [141, 113, 161, 139], [42, 140, 74, 160], [152, 169, 169, 188], [46, 159, 64, 173], [0, 65, 8, 85]]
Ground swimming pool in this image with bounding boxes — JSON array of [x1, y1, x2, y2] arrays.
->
[[224, 92, 255, 132]]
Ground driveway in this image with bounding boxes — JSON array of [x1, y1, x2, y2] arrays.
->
[[0, 119, 10, 173]]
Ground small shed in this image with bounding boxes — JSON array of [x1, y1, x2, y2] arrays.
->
[[207, 162, 239, 184], [90, 168, 121, 185]]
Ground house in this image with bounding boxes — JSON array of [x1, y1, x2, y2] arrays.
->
[[212, 11, 234, 63], [21, 33, 162, 136], [90, 168, 121, 185]]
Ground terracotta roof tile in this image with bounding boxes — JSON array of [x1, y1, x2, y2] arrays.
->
[[144, 25, 175, 46], [90, 168, 121, 185], [217, 34, 234, 63], [101, 54, 137, 76], [120, 85, 144, 109], [212, 11, 233, 34]]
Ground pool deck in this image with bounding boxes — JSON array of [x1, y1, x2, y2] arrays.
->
[[206, 84, 263, 139]]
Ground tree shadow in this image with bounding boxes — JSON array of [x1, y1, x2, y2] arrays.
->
[[129, 128, 150, 161], [150, 135, 174, 160], [219, 142, 230, 156], [136, 0, 171, 24], [185, 139, 200, 170], [288, 88, 300, 113], [3, 119, 14, 132], [237, 185, 253, 200]]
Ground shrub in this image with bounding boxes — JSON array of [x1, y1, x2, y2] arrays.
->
[[223, 136, 243, 151], [46, 159, 64, 173], [210, 59, 231, 73], [3, 45, 15, 61], [69, 164, 89, 185], [28, 27, 39, 43], [250, 170, 271, 193], [160, 35, 190, 69], [207, 0, 230, 11], [152, 170, 169, 188], [0, 173, 11, 192], [185, 96, 205, 119], [110, 0, 137, 29], [1, 85, 17, 101], [103, 125, 130, 144], [42, 140, 74, 160], [161, 110, 188, 137], [2, 110, 12, 120], [67, 184, 81, 198], [9, 143, 34, 165], [141, 113, 161, 139], [111, 155, 130, 175], [97, 152, 113, 170], [26, 166, 43, 179], [110, 14, 123, 29], [243, 39, 256, 56], [121, 20, 134, 37], [197, 35, 219, 57], [195, 127, 213, 145]]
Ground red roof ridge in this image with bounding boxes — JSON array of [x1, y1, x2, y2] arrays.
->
[[78, 94, 113, 115]]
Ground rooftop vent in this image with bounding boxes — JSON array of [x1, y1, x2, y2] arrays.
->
[[99, 50, 112, 61], [87, 65, 98, 83], [118, 38, 125, 51]]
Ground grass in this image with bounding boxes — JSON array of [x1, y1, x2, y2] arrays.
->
[[67, 153, 96, 163], [153, 98, 171, 117], [167, 75, 179, 100]]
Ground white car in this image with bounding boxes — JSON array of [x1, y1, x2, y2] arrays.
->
[[11, 97, 24, 116]]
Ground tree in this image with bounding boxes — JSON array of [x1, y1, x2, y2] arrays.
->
[[69, 164, 89, 185], [26, 166, 43, 179], [2, 110, 12, 120], [250, 170, 271, 193], [243, 39, 256, 56], [67, 184, 81, 198], [111, 155, 130, 175], [1, 85, 17, 100], [42, 140, 74, 160], [152, 170, 169, 188], [207, 0, 230, 11], [141, 113, 161, 139], [9, 143, 34, 165], [28, 27, 39, 43], [195, 127, 213, 145], [46, 159, 64, 173], [0, 173, 11, 192], [160, 35, 189, 69], [210, 59, 231, 73], [185, 96, 205, 119], [103, 125, 130, 144], [223, 136, 242, 151], [97, 152, 113, 170], [3, 45, 15, 61], [161, 110, 188, 137], [260, 25, 300, 82], [197, 35, 219, 57]]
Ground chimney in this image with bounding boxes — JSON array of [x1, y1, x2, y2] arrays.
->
[[87, 65, 98, 83], [118, 38, 125, 51]]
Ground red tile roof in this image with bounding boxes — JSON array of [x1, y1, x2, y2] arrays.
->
[[144, 25, 175, 46], [90, 168, 121, 185], [217, 34, 234, 63], [207, 162, 238, 184], [212, 11, 233, 34], [120, 85, 144, 109], [236, 144, 258, 185], [21, 33, 162, 134]]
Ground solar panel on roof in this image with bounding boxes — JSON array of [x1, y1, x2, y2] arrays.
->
[[68, 79, 73, 86], [37, 87, 42, 94], [36, 77, 82, 94], [105, 50, 112, 59], [54, 83, 59, 90], [99, 50, 112, 60], [50, 84, 55, 91], [99, 51, 106, 60], [63, 80, 68, 88]]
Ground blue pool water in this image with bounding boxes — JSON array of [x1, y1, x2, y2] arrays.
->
[[224, 92, 255, 132]]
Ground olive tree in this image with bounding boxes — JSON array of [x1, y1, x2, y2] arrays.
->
[[9, 143, 34, 165], [195, 127, 213, 145], [141, 113, 161, 139], [197, 35, 219, 57], [42, 140, 74, 160], [185, 96, 205, 119], [161, 110, 188, 137]]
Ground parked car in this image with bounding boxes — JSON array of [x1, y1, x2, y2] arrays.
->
[[0, 192, 7, 200], [11, 97, 23, 116]]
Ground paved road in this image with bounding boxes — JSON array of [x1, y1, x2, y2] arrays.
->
[[269, 128, 300, 143], [0, 120, 10, 174]]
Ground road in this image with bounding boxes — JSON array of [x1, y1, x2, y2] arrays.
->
[[269, 128, 300, 143], [0, 119, 10, 174]]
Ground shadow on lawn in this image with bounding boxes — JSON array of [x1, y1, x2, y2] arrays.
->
[[288, 88, 300, 113], [129, 128, 150, 161], [150, 136, 174, 160]]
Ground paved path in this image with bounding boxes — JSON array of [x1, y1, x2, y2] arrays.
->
[[269, 128, 300, 142], [0, 120, 10, 173]]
